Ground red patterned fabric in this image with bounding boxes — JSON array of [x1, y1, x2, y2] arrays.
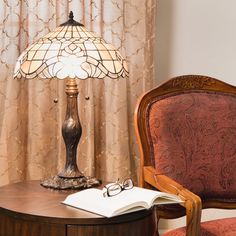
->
[[148, 92, 236, 200], [162, 217, 236, 236]]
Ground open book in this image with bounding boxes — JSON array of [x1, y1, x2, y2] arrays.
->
[[62, 187, 182, 218]]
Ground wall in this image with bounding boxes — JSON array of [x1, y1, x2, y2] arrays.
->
[[156, 0, 236, 86], [155, 0, 236, 233]]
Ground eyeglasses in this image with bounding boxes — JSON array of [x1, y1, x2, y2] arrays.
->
[[103, 178, 133, 197]]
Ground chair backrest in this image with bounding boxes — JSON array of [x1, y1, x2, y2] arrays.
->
[[135, 75, 236, 204]]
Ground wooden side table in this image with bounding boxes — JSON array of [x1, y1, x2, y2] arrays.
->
[[0, 181, 157, 236]]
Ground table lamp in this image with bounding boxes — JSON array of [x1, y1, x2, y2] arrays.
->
[[13, 11, 128, 190]]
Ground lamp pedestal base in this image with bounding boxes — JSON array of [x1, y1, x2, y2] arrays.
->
[[40, 176, 101, 190]]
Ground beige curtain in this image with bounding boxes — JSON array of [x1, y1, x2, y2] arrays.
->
[[0, 0, 156, 186]]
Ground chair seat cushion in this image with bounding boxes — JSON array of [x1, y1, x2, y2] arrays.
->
[[162, 217, 236, 236]]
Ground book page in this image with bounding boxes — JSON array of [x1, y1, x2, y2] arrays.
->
[[62, 189, 113, 217], [118, 187, 182, 208], [152, 192, 183, 205]]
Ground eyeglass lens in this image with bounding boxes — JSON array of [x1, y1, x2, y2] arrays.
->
[[123, 179, 133, 189], [108, 184, 122, 196]]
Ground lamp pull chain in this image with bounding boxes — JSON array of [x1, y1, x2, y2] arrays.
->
[[54, 78, 59, 103], [85, 79, 90, 100]]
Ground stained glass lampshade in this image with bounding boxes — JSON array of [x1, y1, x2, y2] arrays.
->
[[13, 11, 128, 190]]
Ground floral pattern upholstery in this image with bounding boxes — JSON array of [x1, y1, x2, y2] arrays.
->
[[163, 217, 236, 236], [148, 92, 236, 200]]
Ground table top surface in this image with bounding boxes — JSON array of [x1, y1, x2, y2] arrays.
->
[[0, 180, 151, 225]]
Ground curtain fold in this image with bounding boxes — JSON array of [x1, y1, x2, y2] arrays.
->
[[0, 0, 156, 186]]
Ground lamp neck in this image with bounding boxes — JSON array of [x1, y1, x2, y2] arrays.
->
[[65, 78, 79, 96]]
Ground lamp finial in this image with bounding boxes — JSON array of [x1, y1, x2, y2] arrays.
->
[[59, 11, 84, 27], [69, 11, 74, 21]]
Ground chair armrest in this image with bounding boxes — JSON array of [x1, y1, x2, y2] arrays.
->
[[143, 166, 202, 236]]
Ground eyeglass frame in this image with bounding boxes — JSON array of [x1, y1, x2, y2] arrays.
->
[[103, 178, 133, 197]]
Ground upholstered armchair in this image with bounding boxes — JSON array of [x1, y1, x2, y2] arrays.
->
[[134, 75, 236, 236]]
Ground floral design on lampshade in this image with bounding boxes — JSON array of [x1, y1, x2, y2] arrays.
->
[[14, 23, 128, 80]]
